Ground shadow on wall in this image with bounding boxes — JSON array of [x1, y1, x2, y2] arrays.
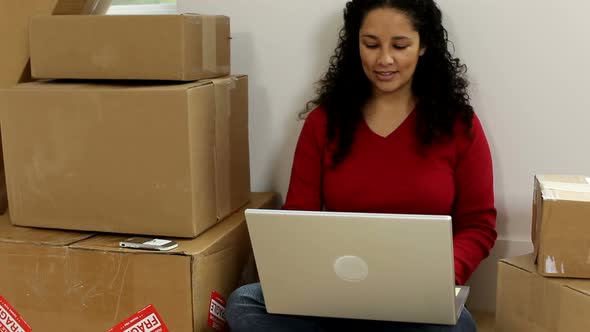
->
[[230, 31, 274, 194], [434, 10, 536, 313], [269, 9, 343, 204], [466, 238, 533, 312], [442, 7, 520, 239]]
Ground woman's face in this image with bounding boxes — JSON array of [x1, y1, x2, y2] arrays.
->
[[359, 7, 425, 97]]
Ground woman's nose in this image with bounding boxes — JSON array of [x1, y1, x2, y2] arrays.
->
[[377, 50, 395, 66]]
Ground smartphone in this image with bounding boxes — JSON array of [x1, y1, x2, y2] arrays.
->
[[119, 237, 179, 251]]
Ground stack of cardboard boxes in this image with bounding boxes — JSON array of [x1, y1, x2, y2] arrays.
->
[[496, 175, 590, 331], [0, 7, 274, 332]]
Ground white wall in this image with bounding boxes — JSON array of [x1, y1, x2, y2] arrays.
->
[[179, 0, 346, 203], [179, 0, 590, 311]]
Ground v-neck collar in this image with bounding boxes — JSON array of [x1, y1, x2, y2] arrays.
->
[[361, 109, 416, 140]]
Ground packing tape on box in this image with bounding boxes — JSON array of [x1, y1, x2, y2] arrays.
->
[[543, 181, 590, 192], [227, 77, 237, 114], [545, 256, 566, 274], [213, 79, 233, 215], [202, 16, 217, 74], [542, 181, 590, 201]]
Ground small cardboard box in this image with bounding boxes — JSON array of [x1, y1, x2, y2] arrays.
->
[[30, 14, 230, 81], [0, 192, 275, 332], [496, 254, 590, 332], [0, 76, 250, 237], [532, 175, 590, 278]]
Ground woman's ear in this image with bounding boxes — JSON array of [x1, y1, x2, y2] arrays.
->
[[419, 47, 426, 56]]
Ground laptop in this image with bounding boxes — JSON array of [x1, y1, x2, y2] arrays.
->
[[244, 209, 469, 325]]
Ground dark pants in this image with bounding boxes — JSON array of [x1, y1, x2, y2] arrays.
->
[[225, 283, 478, 332]]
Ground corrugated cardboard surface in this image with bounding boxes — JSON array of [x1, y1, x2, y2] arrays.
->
[[496, 254, 590, 332], [0, 0, 110, 88], [532, 175, 590, 278], [0, 192, 276, 332], [30, 14, 230, 81], [0, 76, 250, 237], [0, 212, 95, 329], [0, 0, 109, 216]]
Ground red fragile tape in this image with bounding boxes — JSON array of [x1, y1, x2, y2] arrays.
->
[[109, 304, 169, 332], [208, 291, 227, 332], [0, 295, 31, 332]]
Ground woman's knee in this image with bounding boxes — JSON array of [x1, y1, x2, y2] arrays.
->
[[225, 283, 264, 322], [227, 283, 263, 307]]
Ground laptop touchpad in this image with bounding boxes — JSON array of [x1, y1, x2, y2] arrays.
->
[[334, 256, 369, 282]]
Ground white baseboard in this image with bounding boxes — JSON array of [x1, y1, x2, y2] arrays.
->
[[466, 238, 533, 312]]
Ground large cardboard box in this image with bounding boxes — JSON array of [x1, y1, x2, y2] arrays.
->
[[30, 14, 230, 81], [496, 254, 590, 332], [0, 192, 275, 332], [0, 76, 250, 237], [532, 175, 590, 278], [0, 0, 110, 216]]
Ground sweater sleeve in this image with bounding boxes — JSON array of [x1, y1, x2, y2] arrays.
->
[[282, 108, 326, 211], [452, 115, 498, 285]]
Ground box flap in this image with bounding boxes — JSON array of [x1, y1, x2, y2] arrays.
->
[[537, 174, 590, 202], [499, 253, 537, 273], [501, 253, 590, 298], [565, 280, 590, 297], [0, 212, 94, 246], [70, 192, 277, 254]]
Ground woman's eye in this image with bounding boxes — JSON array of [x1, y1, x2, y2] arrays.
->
[[364, 44, 379, 49], [394, 45, 409, 50]]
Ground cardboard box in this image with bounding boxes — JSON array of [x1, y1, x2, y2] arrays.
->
[[496, 254, 590, 332], [0, 192, 276, 332], [0, 0, 110, 215], [0, 76, 250, 237], [532, 175, 590, 278], [30, 14, 230, 81]]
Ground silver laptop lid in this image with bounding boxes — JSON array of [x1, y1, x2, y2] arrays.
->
[[245, 209, 462, 325]]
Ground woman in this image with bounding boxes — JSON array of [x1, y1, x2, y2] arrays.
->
[[227, 0, 496, 331]]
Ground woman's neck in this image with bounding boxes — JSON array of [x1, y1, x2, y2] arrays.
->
[[365, 85, 415, 119], [362, 85, 416, 137]]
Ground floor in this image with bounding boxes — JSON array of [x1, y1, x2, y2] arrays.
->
[[472, 311, 495, 332]]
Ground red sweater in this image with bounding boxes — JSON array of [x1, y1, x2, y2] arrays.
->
[[283, 106, 497, 285]]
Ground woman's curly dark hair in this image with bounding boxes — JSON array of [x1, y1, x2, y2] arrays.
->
[[303, 0, 474, 166]]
